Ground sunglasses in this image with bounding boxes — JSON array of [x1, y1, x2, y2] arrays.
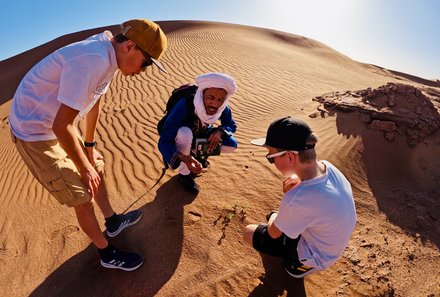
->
[[266, 150, 298, 164], [136, 46, 153, 69], [141, 57, 153, 69]]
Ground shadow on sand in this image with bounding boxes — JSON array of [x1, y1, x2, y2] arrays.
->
[[334, 111, 440, 249], [248, 254, 306, 297], [29, 176, 198, 297]]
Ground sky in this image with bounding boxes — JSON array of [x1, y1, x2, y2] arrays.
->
[[1, 0, 439, 80]]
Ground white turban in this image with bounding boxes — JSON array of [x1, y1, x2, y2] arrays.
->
[[193, 72, 237, 125]]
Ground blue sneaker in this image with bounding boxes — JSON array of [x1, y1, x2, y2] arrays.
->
[[105, 210, 142, 237], [100, 247, 144, 271]]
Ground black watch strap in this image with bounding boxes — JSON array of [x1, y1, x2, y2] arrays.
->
[[266, 210, 278, 222], [84, 141, 97, 148]]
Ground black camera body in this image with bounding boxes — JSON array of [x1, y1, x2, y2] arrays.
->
[[193, 138, 222, 160]]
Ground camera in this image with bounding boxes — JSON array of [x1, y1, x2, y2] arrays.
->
[[193, 138, 222, 160]]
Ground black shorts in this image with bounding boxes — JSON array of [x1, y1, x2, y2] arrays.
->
[[252, 224, 316, 278], [252, 224, 300, 259]]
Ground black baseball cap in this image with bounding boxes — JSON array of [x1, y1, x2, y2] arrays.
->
[[251, 116, 315, 151]]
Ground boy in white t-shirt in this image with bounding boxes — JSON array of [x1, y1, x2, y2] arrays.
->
[[244, 116, 357, 278], [9, 19, 167, 271]]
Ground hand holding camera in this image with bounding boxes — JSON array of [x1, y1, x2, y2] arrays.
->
[[194, 138, 222, 160], [207, 129, 224, 152]]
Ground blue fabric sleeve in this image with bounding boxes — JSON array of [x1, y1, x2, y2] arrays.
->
[[158, 103, 237, 169], [158, 98, 189, 169]]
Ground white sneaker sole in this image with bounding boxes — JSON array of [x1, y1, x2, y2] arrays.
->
[[100, 259, 144, 271]]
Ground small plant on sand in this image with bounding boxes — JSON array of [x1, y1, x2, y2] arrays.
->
[[213, 204, 247, 245]]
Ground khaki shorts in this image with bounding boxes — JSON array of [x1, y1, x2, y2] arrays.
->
[[11, 131, 105, 207]]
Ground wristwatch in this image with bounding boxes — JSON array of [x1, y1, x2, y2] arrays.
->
[[84, 141, 97, 148], [266, 210, 278, 222]]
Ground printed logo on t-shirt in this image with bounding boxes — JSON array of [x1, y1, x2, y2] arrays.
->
[[94, 82, 109, 95]]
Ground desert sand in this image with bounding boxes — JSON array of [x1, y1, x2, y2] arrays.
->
[[0, 20, 439, 297]]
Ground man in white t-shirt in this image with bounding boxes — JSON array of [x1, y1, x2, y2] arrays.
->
[[244, 116, 357, 278], [9, 19, 167, 271]]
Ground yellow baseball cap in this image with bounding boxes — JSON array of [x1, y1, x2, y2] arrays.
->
[[121, 19, 168, 72]]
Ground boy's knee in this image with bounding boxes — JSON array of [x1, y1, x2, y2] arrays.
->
[[243, 224, 258, 246]]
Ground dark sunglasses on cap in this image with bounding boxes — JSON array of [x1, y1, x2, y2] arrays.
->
[[141, 59, 153, 69], [136, 46, 153, 69], [136, 46, 167, 73]]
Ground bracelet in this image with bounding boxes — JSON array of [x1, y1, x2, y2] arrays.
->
[[84, 141, 97, 148], [266, 210, 278, 222]]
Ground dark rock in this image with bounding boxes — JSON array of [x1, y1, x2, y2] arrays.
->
[[312, 82, 440, 146], [369, 120, 397, 132]]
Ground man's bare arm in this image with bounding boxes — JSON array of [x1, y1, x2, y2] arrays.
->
[[52, 103, 100, 197]]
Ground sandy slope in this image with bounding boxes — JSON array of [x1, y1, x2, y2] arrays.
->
[[0, 20, 439, 297]]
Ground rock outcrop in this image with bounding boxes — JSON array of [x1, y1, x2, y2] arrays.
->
[[312, 83, 440, 146]]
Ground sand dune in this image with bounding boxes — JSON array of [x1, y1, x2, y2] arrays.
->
[[0, 20, 439, 297]]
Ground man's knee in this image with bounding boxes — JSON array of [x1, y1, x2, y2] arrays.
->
[[74, 200, 95, 215], [221, 136, 237, 153], [176, 126, 193, 144]]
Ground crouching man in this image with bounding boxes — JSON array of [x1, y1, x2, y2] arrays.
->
[[158, 72, 238, 194], [244, 116, 356, 277]]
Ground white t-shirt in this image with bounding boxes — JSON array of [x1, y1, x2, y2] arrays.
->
[[10, 31, 118, 141], [274, 160, 356, 270]]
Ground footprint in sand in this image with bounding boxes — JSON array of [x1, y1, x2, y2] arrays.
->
[[49, 225, 80, 244], [184, 211, 202, 226], [47, 225, 80, 269], [0, 243, 19, 260]]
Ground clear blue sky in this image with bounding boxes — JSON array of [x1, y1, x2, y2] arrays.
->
[[1, 0, 439, 79]]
